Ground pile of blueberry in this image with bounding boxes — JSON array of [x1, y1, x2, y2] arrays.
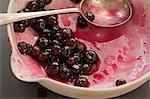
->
[[15, 0, 98, 87]]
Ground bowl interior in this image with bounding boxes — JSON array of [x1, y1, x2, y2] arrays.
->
[[8, 0, 150, 89]]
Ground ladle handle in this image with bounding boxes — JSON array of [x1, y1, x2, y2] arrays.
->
[[0, 8, 80, 26]]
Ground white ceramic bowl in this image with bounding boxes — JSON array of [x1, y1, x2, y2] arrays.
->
[[7, 0, 150, 98]]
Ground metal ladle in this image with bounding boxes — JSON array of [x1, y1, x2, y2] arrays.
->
[[0, 0, 132, 27]]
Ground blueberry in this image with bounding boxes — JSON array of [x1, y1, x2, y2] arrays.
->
[[61, 46, 72, 58], [14, 21, 26, 33], [51, 45, 61, 55], [38, 52, 49, 62], [74, 77, 90, 87], [21, 20, 30, 27], [51, 25, 62, 33], [31, 46, 41, 58], [67, 57, 75, 65], [47, 15, 58, 26], [44, 48, 52, 55], [26, 1, 40, 11], [62, 28, 73, 39], [60, 38, 67, 46], [40, 29, 52, 40], [59, 67, 71, 80], [17, 42, 27, 54], [71, 64, 81, 75], [76, 42, 87, 53], [52, 40, 60, 46], [73, 53, 82, 63], [60, 63, 68, 68], [70, 0, 81, 3], [85, 12, 95, 22], [27, 18, 37, 25], [48, 55, 59, 64], [77, 15, 88, 28], [66, 38, 78, 49], [26, 44, 33, 55], [36, 0, 46, 8], [35, 37, 49, 49], [116, 79, 127, 86], [17, 42, 33, 55], [54, 32, 62, 42], [82, 64, 92, 75], [84, 50, 98, 64], [58, 54, 67, 64], [32, 18, 46, 31], [46, 61, 60, 76], [42, 28, 51, 34]]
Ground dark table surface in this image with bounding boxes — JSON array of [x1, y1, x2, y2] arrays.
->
[[0, 0, 149, 99]]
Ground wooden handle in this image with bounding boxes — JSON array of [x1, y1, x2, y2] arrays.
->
[[0, 8, 80, 26]]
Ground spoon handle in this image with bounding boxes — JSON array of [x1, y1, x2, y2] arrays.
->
[[0, 8, 80, 26]]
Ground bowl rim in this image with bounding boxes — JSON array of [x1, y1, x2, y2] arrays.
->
[[7, 0, 150, 92]]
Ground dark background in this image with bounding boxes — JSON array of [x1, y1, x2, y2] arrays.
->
[[0, 0, 149, 99]]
